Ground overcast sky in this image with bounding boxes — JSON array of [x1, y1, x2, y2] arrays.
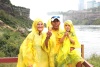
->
[[10, 0, 80, 20], [10, 0, 100, 21]]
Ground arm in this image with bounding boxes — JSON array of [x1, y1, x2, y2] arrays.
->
[[60, 32, 68, 43], [45, 31, 52, 48], [60, 32, 75, 44], [68, 35, 75, 45], [45, 37, 50, 48], [60, 35, 66, 43]]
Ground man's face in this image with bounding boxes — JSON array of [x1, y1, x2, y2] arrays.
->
[[51, 21, 60, 30]]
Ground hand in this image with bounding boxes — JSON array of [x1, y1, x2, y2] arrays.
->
[[28, 65, 32, 67], [64, 32, 69, 37], [70, 47, 75, 52], [46, 30, 52, 39]]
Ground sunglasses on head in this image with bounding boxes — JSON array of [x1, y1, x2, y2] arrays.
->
[[51, 16, 60, 19], [51, 16, 60, 22]]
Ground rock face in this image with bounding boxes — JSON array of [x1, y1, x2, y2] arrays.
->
[[0, 20, 4, 26], [63, 10, 100, 21], [48, 7, 100, 25], [0, 0, 30, 18]]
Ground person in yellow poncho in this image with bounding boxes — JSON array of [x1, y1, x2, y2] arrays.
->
[[41, 19, 56, 67], [17, 18, 50, 67], [56, 20, 84, 67], [46, 16, 64, 67]]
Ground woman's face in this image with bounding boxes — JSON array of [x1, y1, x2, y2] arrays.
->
[[37, 22, 44, 32], [64, 24, 71, 32]]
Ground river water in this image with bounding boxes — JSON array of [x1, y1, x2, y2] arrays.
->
[[38, 25, 100, 59], [74, 25, 100, 59]]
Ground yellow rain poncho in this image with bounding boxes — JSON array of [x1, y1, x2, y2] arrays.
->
[[64, 20, 81, 48], [17, 18, 49, 67], [51, 29, 64, 54], [56, 20, 84, 67], [46, 19, 63, 54], [42, 19, 58, 67], [42, 33, 56, 67], [46, 19, 65, 67], [46, 19, 52, 30], [47, 19, 66, 67]]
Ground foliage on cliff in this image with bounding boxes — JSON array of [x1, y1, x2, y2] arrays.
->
[[0, 27, 26, 57], [0, 0, 32, 57], [0, 10, 32, 28]]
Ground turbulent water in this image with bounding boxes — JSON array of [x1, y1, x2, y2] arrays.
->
[[75, 25, 100, 58]]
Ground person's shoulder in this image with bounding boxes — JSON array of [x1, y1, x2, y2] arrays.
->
[[26, 32, 35, 39], [27, 32, 33, 36]]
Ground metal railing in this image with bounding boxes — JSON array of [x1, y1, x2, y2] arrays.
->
[[0, 44, 93, 67]]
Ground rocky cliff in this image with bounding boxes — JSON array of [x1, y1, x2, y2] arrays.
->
[[0, 0, 32, 29], [0, 0, 33, 57], [0, 0, 30, 18], [48, 7, 100, 25], [62, 10, 100, 25]]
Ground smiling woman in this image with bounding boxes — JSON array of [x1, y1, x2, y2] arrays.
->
[[16, 18, 49, 67]]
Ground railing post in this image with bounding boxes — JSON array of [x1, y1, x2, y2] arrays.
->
[[0, 57, 18, 63], [81, 44, 84, 59]]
